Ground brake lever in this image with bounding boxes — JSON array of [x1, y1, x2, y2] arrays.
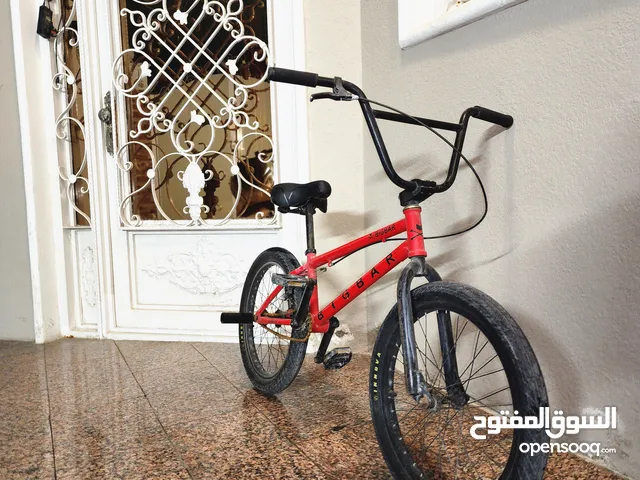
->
[[310, 92, 344, 102], [310, 76, 358, 102]]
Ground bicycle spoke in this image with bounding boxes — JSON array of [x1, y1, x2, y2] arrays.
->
[[425, 333, 445, 387], [464, 353, 499, 390], [463, 329, 482, 390], [438, 405, 456, 473], [420, 408, 463, 453], [465, 366, 505, 384], [472, 385, 511, 404], [455, 317, 468, 343], [457, 338, 490, 381]]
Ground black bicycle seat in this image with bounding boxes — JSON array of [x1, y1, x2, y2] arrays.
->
[[271, 181, 332, 212]]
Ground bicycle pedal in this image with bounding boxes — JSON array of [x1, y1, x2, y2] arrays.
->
[[271, 273, 314, 288], [323, 347, 352, 370]]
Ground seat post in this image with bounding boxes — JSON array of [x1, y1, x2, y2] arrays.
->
[[304, 203, 316, 254]]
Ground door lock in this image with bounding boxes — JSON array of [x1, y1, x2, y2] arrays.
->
[[98, 92, 114, 156]]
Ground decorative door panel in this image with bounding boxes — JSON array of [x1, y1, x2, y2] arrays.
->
[[133, 234, 254, 310], [53, 0, 102, 335], [110, 232, 276, 336], [73, 229, 101, 326]]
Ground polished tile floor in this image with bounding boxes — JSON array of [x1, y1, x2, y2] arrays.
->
[[0, 339, 623, 479]]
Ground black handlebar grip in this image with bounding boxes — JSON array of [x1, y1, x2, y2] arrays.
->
[[268, 67, 319, 88], [471, 106, 514, 129]]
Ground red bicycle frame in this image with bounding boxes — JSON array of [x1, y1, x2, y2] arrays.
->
[[255, 206, 427, 333]]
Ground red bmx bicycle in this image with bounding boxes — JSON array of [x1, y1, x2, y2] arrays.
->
[[222, 67, 548, 479]]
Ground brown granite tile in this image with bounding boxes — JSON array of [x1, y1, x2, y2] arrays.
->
[[545, 452, 625, 479], [195, 345, 372, 439], [0, 388, 49, 419], [44, 339, 119, 364], [0, 339, 627, 480], [51, 396, 190, 480], [193, 343, 333, 391], [0, 387, 55, 479], [190, 341, 239, 362], [0, 340, 43, 358], [191, 342, 254, 389], [116, 340, 204, 372], [301, 353, 372, 392], [244, 380, 371, 441], [194, 342, 372, 391], [291, 356, 326, 386], [46, 354, 143, 414], [0, 351, 49, 406], [0, 426, 55, 479], [147, 383, 246, 426], [295, 422, 390, 480], [132, 358, 229, 396], [164, 410, 329, 479], [0, 350, 47, 385]]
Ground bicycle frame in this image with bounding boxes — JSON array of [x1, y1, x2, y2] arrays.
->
[[254, 204, 458, 400], [255, 205, 426, 334]]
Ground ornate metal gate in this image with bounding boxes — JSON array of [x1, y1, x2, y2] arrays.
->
[[112, 0, 275, 227]]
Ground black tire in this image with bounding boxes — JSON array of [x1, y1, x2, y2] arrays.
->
[[370, 281, 548, 480], [239, 247, 309, 395]]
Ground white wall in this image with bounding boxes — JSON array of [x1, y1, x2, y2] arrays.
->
[[303, 0, 367, 351], [361, 0, 639, 476], [0, 0, 35, 341]]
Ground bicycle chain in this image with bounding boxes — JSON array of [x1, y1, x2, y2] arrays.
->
[[257, 314, 312, 343]]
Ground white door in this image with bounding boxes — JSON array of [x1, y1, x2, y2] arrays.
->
[[57, 0, 308, 340]]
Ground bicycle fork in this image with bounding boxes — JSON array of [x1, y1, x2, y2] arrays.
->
[[397, 257, 467, 406]]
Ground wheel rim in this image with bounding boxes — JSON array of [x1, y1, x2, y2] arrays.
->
[[384, 310, 516, 479], [247, 262, 296, 379]]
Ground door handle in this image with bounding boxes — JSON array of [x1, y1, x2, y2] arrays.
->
[[98, 91, 114, 156]]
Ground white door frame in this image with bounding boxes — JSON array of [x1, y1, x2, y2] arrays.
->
[[10, 0, 69, 343], [10, 0, 311, 342]]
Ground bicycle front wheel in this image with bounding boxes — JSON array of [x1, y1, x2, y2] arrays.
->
[[370, 281, 548, 479], [239, 247, 309, 395]]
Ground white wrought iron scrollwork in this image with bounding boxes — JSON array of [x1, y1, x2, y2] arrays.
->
[[53, 0, 91, 226], [113, 0, 276, 227]]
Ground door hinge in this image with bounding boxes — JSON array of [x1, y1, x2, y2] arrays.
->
[[98, 91, 114, 156]]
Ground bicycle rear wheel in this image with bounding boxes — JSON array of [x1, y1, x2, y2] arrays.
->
[[239, 247, 309, 395], [370, 281, 548, 479]]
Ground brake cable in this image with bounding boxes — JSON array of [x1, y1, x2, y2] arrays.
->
[[357, 97, 488, 240], [314, 94, 489, 245], [311, 96, 489, 268]]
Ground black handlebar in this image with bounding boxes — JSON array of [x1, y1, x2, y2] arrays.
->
[[268, 66, 513, 205], [470, 106, 514, 129], [268, 67, 319, 88]]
